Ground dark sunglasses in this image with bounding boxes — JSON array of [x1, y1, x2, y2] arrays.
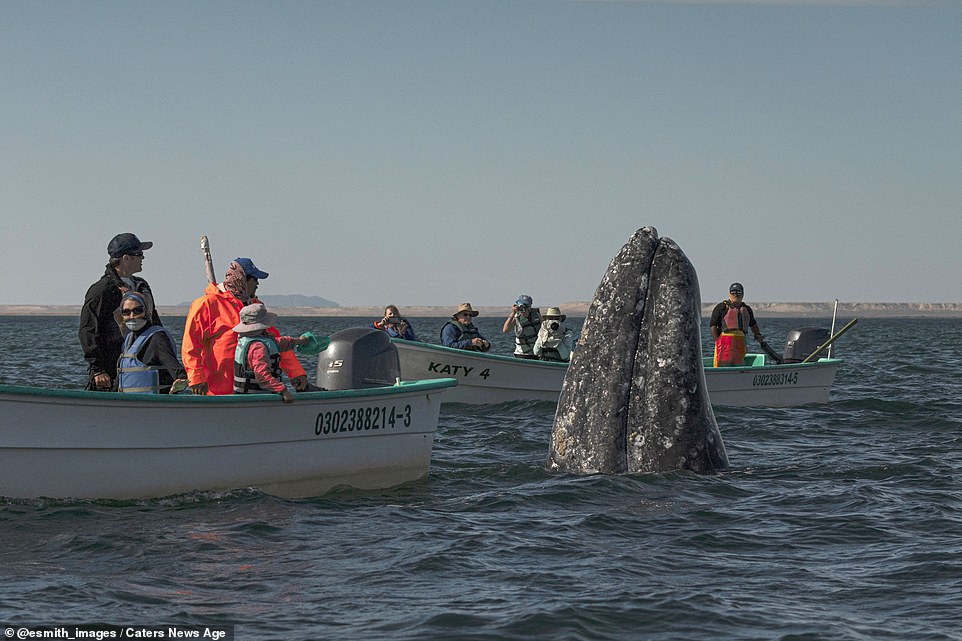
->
[[121, 306, 146, 317], [730, 291, 744, 296], [126, 252, 144, 258]]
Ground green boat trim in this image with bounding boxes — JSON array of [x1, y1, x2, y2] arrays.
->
[[0, 378, 458, 404]]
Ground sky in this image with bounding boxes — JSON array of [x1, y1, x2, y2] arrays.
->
[[2, 0, 960, 307]]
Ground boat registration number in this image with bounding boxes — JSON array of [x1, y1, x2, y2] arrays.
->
[[314, 404, 412, 435], [752, 372, 799, 387]]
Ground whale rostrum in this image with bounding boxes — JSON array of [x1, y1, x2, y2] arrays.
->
[[548, 227, 729, 475]]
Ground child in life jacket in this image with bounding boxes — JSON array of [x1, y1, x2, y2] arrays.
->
[[232, 303, 311, 403]]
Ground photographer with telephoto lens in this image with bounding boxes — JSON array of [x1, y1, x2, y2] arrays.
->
[[533, 307, 574, 362]]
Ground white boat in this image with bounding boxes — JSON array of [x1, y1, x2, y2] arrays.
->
[[394, 339, 841, 407], [0, 378, 456, 500], [394, 339, 567, 404], [701, 354, 842, 407]]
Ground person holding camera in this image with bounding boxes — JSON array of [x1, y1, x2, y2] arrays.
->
[[371, 304, 418, 341], [502, 294, 542, 359], [441, 303, 491, 352], [533, 307, 575, 362]]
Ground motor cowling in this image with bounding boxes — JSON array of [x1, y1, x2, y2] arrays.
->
[[315, 327, 401, 390], [783, 327, 831, 363]]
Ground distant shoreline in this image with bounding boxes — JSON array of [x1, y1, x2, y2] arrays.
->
[[3, 302, 962, 318]]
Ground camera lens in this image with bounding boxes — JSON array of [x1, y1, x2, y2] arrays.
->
[[550, 321, 559, 330]]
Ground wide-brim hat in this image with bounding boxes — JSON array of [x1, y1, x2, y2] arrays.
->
[[454, 302, 479, 318], [543, 307, 566, 321], [233, 303, 278, 334]]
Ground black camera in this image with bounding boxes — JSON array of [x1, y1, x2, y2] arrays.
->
[[387, 317, 403, 325], [548, 321, 560, 331]]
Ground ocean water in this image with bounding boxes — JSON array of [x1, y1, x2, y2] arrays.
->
[[2, 314, 962, 641]]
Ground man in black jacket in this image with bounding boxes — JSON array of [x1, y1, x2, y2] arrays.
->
[[79, 233, 162, 390]]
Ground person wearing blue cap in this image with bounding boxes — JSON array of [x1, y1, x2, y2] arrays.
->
[[502, 294, 542, 359], [182, 258, 308, 395], [79, 232, 163, 391]]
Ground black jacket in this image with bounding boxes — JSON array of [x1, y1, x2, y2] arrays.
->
[[79, 265, 162, 385]]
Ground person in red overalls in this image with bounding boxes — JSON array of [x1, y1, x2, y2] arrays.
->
[[709, 282, 765, 367], [182, 258, 307, 395]]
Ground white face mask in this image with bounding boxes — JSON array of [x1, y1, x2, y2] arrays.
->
[[125, 318, 147, 332]]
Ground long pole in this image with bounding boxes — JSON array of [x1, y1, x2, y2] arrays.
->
[[200, 236, 217, 285], [801, 318, 858, 363], [828, 299, 839, 358]]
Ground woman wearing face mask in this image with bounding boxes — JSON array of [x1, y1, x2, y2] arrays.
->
[[116, 291, 187, 394]]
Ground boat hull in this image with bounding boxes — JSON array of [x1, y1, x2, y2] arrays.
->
[[393, 339, 567, 404], [701, 357, 841, 407], [395, 340, 840, 407], [0, 379, 455, 500]]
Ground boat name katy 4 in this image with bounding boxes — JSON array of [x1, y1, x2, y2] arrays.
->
[[427, 361, 491, 379]]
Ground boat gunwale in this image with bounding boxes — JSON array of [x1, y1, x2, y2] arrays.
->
[[392, 338, 569, 369], [0, 377, 458, 403], [701, 356, 844, 372]]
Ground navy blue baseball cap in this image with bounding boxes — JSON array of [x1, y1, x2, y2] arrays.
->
[[107, 233, 153, 258], [234, 257, 269, 279], [729, 282, 744, 295]]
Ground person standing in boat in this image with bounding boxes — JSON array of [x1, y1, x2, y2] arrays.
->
[[232, 303, 311, 404], [710, 282, 765, 367], [116, 291, 187, 394], [502, 294, 542, 359], [80, 233, 163, 391], [533, 307, 575, 362], [371, 305, 418, 341], [441, 303, 491, 352], [182, 258, 308, 395]]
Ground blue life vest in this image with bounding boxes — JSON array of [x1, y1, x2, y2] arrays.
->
[[117, 325, 174, 394], [234, 335, 282, 393]]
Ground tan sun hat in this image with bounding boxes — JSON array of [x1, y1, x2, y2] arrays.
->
[[233, 303, 278, 334], [453, 302, 480, 318], [543, 307, 566, 321]]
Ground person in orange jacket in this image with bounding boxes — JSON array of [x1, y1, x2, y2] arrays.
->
[[182, 257, 308, 395]]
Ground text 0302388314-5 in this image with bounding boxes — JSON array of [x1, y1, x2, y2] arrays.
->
[[314, 404, 412, 435], [752, 372, 799, 387]]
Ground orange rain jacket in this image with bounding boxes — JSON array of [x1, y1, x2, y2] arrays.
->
[[182, 283, 306, 395]]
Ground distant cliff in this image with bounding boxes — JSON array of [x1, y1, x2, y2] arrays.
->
[[172, 294, 340, 308], [259, 294, 339, 308]]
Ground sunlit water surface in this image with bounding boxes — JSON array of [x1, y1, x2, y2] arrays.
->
[[2, 315, 961, 640]]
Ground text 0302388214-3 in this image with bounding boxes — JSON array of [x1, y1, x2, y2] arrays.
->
[[314, 404, 412, 435]]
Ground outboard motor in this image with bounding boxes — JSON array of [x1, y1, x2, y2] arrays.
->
[[315, 327, 400, 390], [783, 327, 831, 363]]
